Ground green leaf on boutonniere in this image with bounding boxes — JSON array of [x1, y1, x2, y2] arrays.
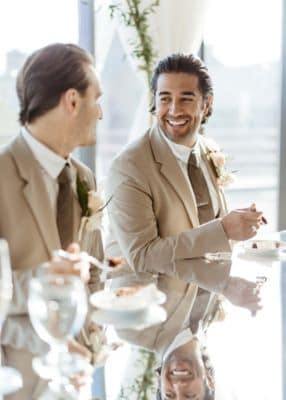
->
[[76, 175, 90, 217]]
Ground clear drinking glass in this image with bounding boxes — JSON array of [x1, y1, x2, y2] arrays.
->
[[28, 274, 88, 399], [0, 239, 23, 396]]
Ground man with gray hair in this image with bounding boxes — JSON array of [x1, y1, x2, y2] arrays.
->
[[0, 43, 104, 399]]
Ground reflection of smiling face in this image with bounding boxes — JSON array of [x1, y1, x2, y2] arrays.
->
[[155, 72, 210, 147], [161, 340, 207, 400]]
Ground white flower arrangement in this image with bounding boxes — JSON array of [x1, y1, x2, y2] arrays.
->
[[78, 191, 104, 240], [85, 323, 122, 366], [205, 142, 235, 187], [76, 176, 110, 240]]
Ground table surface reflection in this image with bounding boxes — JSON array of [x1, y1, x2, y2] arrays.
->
[[208, 230, 285, 400], [105, 231, 286, 400]]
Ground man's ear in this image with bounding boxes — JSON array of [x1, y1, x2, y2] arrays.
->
[[203, 95, 213, 117], [149, 94, 156, 115], [61, 88, 81, 116], [155, 366, 161, 378]]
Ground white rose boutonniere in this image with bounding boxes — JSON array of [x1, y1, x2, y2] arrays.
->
[[206, 143, 235, 187], [82, 323, 122, 366], [77, 176, 111, 240]]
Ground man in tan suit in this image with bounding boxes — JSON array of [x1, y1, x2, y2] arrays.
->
[[106, 54, 264, 353], [0, 43, 104, 399]]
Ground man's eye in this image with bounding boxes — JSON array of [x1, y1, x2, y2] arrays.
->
[[182, 98, 193, 102], [160, 97, 170, 103], [165, 393, 175, 399]]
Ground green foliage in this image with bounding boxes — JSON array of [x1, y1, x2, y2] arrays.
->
[[76, 175, 90, 217], [118, 348, 157, 400], [108, 4, 159, 398], [109, 0, 160, 86]]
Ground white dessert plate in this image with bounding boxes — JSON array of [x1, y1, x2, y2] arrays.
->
[[241, 239, 286, 258], [90, 284, 166, 314], [91, 305, 167, 330], [204, 252, 232, 262]]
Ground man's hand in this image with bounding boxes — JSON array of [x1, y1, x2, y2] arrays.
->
[[47, 243, 90, 283], [221, 205, 266, 241], [68, 338, 93, 392], [106, 256, 125, 268], [222, 276, 263, 316]]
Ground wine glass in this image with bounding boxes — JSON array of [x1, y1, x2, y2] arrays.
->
[[0, 239, 23, 396], [28, 274, 88, 399]]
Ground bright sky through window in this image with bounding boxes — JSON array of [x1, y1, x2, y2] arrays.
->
[[205, 0, 281, 66], [0, 0, 78, 74]]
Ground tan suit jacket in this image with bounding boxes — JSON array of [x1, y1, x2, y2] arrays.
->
[[106, 124, 231, 354], [0, 134, 103, 399]]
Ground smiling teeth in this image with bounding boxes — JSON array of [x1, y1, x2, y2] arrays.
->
[[168, 120, 187, 126], [171, 370, 189, 376]]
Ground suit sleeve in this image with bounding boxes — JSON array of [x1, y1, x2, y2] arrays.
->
[[9, 267, 39, 315], [1, 267, 48, 353], [1, 316, 48, 355], [106, 162, 231, 293]]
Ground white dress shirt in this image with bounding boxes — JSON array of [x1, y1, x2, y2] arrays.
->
[[160, 129, 219, 217], [21, 126, 76, 217]]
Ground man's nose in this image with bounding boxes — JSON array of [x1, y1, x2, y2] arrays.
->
[[172, 380, 187, 399], [169, 101, 183, 115], [173, 378, 188, 389]]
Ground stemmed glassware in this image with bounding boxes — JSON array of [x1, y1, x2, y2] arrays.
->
[[0, 239, 23, 396], [28, 274, 88, 399]]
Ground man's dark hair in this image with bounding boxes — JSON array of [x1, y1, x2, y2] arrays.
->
[[16, 43, 93, 125], [150, 53, 213, 125], [156, 383, 214, 400]]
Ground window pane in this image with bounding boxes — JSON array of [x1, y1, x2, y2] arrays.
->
[[204, 0, 282, 232], [204, 1, 282, 399], [94, 6, 146, 180], [0, 0, 78, 145], [94, 7, 148, 399]]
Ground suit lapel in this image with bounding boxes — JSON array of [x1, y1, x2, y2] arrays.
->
[[71, 158, 97, 243], [199, 138, 227, 216], [70, 159, 85, 242], [9, 135, 61, 254], [72, 192, 82, 242], [149, 125, 199, 226]]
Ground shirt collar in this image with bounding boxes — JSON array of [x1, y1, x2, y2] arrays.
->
[[163, 329, 194, 362], [159, 126, 201, 165], [21, 126, 71, 180]]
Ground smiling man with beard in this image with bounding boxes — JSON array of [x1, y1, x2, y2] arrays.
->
[[157, 330, 214, 400], [106, 53, 264, 355]]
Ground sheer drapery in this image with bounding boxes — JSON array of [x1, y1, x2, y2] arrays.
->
[[110, 0, 210, 139], [148, 0, 210, 58], [113, 0, 210, 65]]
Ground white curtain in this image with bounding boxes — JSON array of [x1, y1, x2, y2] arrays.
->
[[111, 0, 211, 138], [148, 0, 211, 60], [113, 0, 210, 66]]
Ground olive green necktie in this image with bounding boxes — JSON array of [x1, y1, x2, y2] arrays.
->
[[187, 151, 215, 333], [57, 164, 74, 250], [188, 151, 215, 224]]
